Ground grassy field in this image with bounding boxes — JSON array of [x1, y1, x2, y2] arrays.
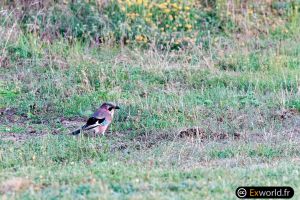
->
[[1, 1, 300, 199]]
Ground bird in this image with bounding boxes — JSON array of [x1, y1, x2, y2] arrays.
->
[[71, 102, 120, 136]]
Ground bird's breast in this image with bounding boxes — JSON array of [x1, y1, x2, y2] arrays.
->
[[95, 125, 109, 134]]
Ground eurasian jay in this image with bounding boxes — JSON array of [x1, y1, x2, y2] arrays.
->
[[71, 102, 120, 135]]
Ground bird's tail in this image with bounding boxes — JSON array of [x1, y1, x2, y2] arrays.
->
[[71, 128, 82, 135], [71, 124, 89, 135]]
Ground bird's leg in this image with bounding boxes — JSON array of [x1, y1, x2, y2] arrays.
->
[[92, 129, 99, 137]]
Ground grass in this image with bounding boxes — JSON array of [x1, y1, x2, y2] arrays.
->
[[1, 135, 300, 199], [1, 12, 300, 199]]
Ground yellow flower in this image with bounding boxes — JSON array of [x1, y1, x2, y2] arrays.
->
[[126, 13, 134, 19], [248, 8, 254, 15], [164, 8, 171, 13], [185, 6, 190, 11], [158, 3, 167, 9], [135, 35, 143, 42], [185, 24, 192, 29], [145, 18, 151, 23], [136, 0, 143, 5], [171, 3, 179, 10], [126, 0, 132, 6]]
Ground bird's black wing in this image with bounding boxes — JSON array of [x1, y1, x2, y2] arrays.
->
[[82, 117, 105, 130]]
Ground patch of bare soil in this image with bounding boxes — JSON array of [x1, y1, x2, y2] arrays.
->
[[2, 106, 300, 146], [60, 117, 86, 134], [0, 178, 32, 193], [133, 132, 173, 149], [273, 108, 299, 120], [178, 127, 207, 139], [110, 127, 233, 152], [60, 117, 85, 128], [178, 127, 242, 141], [0, 107, 47, 141], [0, 108, 28, 124], [0, 132, 46, 142], [0, 107, 86, 141]]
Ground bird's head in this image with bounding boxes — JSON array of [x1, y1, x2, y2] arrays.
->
[[100, 102, 120, 116]]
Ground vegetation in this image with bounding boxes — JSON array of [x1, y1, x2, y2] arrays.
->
[[1, 0, 300, 199]]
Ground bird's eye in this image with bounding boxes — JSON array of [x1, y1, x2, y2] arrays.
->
[[108, 107, 113, 111]]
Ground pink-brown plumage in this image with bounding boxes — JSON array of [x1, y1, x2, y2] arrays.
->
[[71, 102, 120, 136]]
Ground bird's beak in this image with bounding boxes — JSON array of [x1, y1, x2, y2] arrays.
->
[[115, 105, 120, 109]]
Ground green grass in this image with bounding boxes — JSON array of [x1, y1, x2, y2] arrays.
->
[[1, 17, 300, 199], [1, 135, 300, 199]]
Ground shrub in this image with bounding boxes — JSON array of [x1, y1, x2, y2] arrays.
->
[[104, 0, 201, 49]]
